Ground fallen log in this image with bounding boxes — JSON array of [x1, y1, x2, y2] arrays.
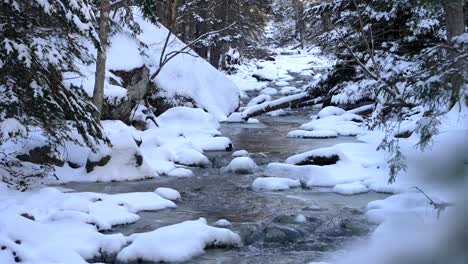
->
[[241, 92, 319, 120]]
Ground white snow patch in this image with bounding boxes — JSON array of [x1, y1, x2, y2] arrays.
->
[[116, 218, 241, 263], [154, 188, 181, 201], [333, 182, 369, 195], [252, 177, 301, 191], [224, 157, 257, 174]]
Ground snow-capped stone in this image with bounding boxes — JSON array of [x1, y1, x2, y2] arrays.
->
[[168, 168, 194, 178], [154, 188, 181, 201], [232, 150, 249, 157], [252, 177, 301, 191], [224, 157, 257, 174], [333, 182, 369, 195], [214, 219, 232, 227], [317, 106, 346, 119]]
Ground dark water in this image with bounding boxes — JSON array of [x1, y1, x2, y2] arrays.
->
[[62, 109, 388, 264]]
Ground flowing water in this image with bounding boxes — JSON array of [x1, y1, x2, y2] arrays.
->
[[62, 109, 388, 264]]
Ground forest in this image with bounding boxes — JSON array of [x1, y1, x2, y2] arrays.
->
[[0, 0, 466, 263]]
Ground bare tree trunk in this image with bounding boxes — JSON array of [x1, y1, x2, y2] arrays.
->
[[443, 0, 465, 107], [165, 0, 177, 31], [93, 0, 110, 121], [293, 0, 305, 49], [321, 11, 332, 32], [444, 0, 465, 42]]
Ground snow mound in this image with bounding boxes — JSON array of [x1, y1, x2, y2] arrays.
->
[[317, 106, 346, 119], [252, 177, 301, 191], [156, 107, 219, 132], [225, 112, 244, 123], [232, 150, 249, 157], [267, 109, 287, 117], [247, 94, 271, 107], [116, 218, 241, 263], [285, 147, 345, 165], [224, 157, 257, 174], [288, 129, 338, 138], [154, 188, 181, 201], [260, 87, 278, 95], [300, 113, 366, 136], [214, 219, 232, 227], [168, 168, 194, 178], [333, 182, 369, 195]]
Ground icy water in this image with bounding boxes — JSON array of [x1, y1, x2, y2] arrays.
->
[[63, 110, 388, 264]]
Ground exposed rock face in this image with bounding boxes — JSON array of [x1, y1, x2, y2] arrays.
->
[[85, 155, 111, 173], [111, 66, 150, 105], [101, 95, 132, 122], [16, 146, 64, 166], [145, 84, 197, 116], [295, 154, 340, 166]]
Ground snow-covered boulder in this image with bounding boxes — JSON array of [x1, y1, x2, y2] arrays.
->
[[252, 177, 301, 191], [116, 218, 241, 263], [168, 168, 194, 178], [214, 219, 232, 227], [154, 187, 181, 201], [286, 147, 345, 166], [287, 129, 338, 139], [224, 157, 257, 174], [232, 150, 249, 157], [317, 106, 346, 119], [333, 182, 368, 195]]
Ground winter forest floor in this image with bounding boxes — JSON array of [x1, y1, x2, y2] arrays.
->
[[1, 50, 467, 264]]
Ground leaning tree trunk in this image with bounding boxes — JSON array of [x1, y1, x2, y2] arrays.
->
[[93, 0, 110, 121], [443, 0, 465, 107]]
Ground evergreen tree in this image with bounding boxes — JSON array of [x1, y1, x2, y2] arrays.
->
[[0, 0, 106, 189]]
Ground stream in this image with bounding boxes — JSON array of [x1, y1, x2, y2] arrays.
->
[[63, 109, 388, 264]]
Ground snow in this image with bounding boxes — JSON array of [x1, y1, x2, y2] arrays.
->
[[214, 219, 232, 227], [116, 218, 241, 263], [167, 168, 194, 178], [267, 109, 287, 117], [232, 150, 249, 157], [223, 157, 257, 174], [333, 182, 369, 195], [294, 214, 307, 223], [300, 112, 366, 136], [154, 187, 181, 201], [288, 129, 338, 138], [317, 106, 346, 119], [280, 86, 300, 95], [285, 146, 344, 165], [247, 94, 272, 107], [260, 87, 278, 95], [0, 187, 177, 263], [252, 177, 301, 191], [225, 112, 244, 123]]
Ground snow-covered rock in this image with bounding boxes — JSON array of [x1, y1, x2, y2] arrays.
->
[[285, 147, 344, 166], [333, 182, 369, 195], [267, 109, 287, 117], [260, 87, 278, 95], [287, 129, 338, 139], [167, 168, 194, 178], [247, 94, 272, 107], [214, 219, 232, 227], [317, 106, 346, 119], [154, 187, 181, 201], [116, 218, 241, 263], [224, 157, 257, 174], [252, 177, 301, 191], [232, 150, 249, 157]]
